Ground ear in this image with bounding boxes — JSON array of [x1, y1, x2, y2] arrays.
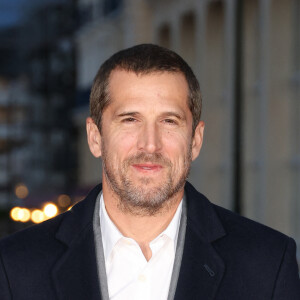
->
[[191, 121, 205, 161], [86, 117, 102, 158]]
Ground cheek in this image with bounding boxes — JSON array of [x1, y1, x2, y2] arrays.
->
[[163, 130, 191, 152], [162, 134, 191, 165], [108, 131, 137, 159]]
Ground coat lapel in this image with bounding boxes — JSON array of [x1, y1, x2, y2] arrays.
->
[[174, 182, 226, 300], [51, 185, 102, 300]]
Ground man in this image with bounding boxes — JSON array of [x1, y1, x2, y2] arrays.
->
[[0, 44, 299, 299]]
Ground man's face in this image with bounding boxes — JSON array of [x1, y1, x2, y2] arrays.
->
[[87, 70, 204, 215]]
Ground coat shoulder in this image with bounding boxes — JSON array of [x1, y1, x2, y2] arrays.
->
[[185, 181, 291, 246], [185, 182, 294, 264], [211, 204, 300, 298], [213, 203, 290, 245], [0, 212, 66, 259], [211, 203, 297, 280]]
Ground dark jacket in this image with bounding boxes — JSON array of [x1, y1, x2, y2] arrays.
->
[[0, 182, 299, 299]]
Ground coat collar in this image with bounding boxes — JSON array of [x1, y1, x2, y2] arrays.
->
[[55, 184, 102, 247], [52, 184, 102, 300], [184, 181, 226, 243], [174, 182, 226, 300], [52, 182, 226, 300]]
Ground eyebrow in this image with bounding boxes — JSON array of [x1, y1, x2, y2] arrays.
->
[[116, 111, 186, 120], [116, 111, 140, 117], [160, 111, 185, 120]]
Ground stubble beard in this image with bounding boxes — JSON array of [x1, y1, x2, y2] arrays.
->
[[101, 142, 192, 216]]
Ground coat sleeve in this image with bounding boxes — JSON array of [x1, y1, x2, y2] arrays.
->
[[272, 238, 300, 299], [0, 251, 12, 299]]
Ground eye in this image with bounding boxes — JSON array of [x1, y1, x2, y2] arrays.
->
[[163, 119, 177, 125], [122, 117, 137, 123]]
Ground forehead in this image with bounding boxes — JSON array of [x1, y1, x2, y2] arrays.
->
[[107, 70, 189, 109]]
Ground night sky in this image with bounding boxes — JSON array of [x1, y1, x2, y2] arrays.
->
[[0, 0, 63, 28], [0, 0, 25, 28]]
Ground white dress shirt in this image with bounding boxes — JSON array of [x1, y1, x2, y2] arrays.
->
[[100, 194, 183, 300]]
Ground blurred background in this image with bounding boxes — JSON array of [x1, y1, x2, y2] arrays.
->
[[0, 0, 299, 263]]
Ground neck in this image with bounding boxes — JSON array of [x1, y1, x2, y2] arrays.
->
[[102, 180, 183, 259]]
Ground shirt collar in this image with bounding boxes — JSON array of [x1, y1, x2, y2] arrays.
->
[[99, 193, 183, 260], [100, 193, 123, 260], [153, 199, 182, 249]]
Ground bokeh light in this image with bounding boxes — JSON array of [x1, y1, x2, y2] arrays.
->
[[57, 194, 71, 207], [31, 209, 45, 223], [43, 203, 58, 218], [14, 183, 29, 199], [10, 207, 31, 222], [19, 208, 30, 222], [10, 207, 21, 221]]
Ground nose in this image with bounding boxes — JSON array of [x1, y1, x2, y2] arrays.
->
[[137, 123, 162, 153]]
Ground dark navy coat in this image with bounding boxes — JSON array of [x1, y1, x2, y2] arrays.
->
[[0, 182, 299, 299]]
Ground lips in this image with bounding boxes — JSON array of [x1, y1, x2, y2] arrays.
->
[[132, 164, 162, 172]]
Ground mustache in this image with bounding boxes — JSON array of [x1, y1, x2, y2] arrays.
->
[[126, 152, 172, 167]]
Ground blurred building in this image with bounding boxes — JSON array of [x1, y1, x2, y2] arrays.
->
[[0, 0, 78, 236], [20, 0, 77, 198], [0, 23, 30, 235], [0, 78, 30, 235], [74, 0, 300, 260]]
